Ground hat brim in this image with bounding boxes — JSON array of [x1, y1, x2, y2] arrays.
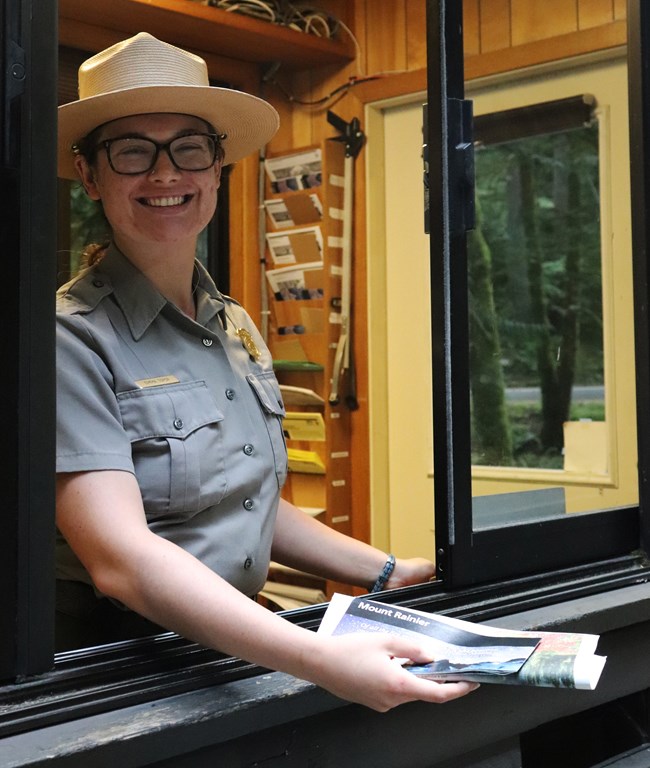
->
[[58, 84, 279, 180]]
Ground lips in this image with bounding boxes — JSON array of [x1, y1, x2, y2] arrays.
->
[[140, 195, 191, 207]]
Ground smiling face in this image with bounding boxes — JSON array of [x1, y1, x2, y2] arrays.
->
[[75, 113, 222, 254]]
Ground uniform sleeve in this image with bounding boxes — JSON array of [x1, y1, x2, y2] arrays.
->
[[56, 313, 135, 474]]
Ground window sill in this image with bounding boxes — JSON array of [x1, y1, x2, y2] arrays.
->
[[2, 563, 650, 765]]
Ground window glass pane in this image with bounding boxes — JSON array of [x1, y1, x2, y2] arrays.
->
[[467, 57, 639, 526], [470, 121, 603, 471]]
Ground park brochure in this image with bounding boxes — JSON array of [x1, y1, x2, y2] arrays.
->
[[318, 594, 606, 690]]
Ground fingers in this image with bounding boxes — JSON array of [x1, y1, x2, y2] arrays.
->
[[414, 679, 481, 704], [367, 667, 480, 711], [315, 633, 480, 712], [381, 635, 437, 665], [380, 636, 480, 704]]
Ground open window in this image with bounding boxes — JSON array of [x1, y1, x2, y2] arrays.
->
[[2, 0, 650, 748], [426, 0, 646, 586]]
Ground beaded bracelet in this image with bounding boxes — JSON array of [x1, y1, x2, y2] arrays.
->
[[370, 554, 396, 593]]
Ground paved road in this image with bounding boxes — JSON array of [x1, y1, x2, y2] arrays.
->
[[505, 385, 604, 402]]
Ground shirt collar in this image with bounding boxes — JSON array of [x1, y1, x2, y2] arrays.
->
[[97, 244, 226, 340]]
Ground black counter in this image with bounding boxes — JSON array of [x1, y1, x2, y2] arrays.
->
[[2, 582, 650, 768]]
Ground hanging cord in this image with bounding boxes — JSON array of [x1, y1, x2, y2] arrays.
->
[[268, 73, 381, 108], [209, 0, 277, 22], [208, 0, 399, 112], [259, 11, 411, 111], [206, 0, 342, 38]]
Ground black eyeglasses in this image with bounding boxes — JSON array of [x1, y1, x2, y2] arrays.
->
[[97, 132, 225, 175]]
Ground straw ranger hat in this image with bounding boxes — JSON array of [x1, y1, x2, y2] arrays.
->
[[58, 32, 280, 180]]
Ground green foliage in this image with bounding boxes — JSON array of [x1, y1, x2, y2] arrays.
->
[[473, 125, 603, 388], [468, 197, 514, 465], [68, 183, 110, 277], [472, 401, 605, 469], [470, 123, 605, 467]]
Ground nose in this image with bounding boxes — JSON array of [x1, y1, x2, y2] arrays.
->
[[149, 147, 180, 180]]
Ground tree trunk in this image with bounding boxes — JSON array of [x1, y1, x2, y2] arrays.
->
[[556, 161, 580, 427], [519, 151, 563, 451], [468, 196, 514, 465], [520, 142, 581, 453]]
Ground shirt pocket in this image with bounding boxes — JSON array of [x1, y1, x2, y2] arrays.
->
[[246, 371, 288, 487], [117, 380, 227, 521]]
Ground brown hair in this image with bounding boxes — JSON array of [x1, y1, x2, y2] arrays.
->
[[82, 242, 110, 267]]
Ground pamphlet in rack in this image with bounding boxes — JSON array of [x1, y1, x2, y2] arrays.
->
[[264, 148, 322, 193], [266, 260, 324, 301], [318, 594, 607, 690], [266, 226, 323, 267], [279, 384, 325, 407], [264, 194, 323, 229]]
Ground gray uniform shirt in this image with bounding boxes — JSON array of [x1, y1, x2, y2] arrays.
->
[[56, 245, 287, 597]]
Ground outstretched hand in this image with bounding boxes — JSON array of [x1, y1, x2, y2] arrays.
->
[[307, 632, 479, 712]]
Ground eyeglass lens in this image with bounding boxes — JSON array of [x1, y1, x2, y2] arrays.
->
[[106, 134, 217, 174]]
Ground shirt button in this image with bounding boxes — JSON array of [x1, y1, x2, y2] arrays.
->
[[243, 444, 254, 456], [243, 498, 254, 510], [173, 418, 184, 430], [92, 279, 104, 288], [202, 338, 213, 347], [225, 388, 236, 400], [244, 557, 253, 570]]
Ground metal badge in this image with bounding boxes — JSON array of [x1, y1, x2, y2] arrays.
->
[[237, 328, 261, 361]]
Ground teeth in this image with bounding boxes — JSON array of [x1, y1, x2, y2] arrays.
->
[[144, 196, 186, 207]]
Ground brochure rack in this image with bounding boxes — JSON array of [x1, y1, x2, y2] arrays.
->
[[262, 140, 355, 600]]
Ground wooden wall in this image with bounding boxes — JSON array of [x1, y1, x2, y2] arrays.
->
[[464, 0, 626, 55], [258, 0, 629, 547], [265, 0, 628, 153]]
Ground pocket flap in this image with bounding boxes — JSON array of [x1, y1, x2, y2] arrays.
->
[[246, 372, 286, 417], [117, 381, 224, 440]]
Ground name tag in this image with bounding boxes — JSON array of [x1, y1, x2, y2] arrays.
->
[[135, 375, 180, 388]]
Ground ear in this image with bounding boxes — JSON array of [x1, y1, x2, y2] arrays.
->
[[74, 155, 101, 201], [213, 159, 223, 191]]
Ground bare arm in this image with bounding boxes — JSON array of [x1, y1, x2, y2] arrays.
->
[[56, 470, 477, 711], [271, 498, 436, 591]]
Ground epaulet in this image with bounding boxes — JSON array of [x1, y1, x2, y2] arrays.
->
[[56, 267, 113, 314], [220, 293, 242, 308]]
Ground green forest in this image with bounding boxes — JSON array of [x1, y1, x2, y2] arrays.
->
[[468, 123, 604, 469]]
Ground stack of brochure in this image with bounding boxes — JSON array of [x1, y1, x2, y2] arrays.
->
[[318, 594, 607, 690], [287, 448, 325, 474]]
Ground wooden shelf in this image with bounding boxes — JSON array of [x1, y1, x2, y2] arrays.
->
[[58, 0, 356, 69], [273, 361, 324, 372]]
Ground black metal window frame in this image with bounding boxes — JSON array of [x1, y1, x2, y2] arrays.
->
[[427, 0, 648, 588], [2, 0, 650, 738], [1, 0, 57, 682]]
